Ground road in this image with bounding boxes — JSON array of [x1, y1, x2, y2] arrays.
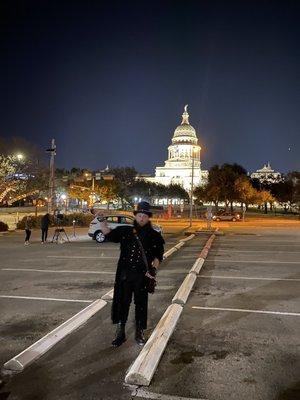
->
[[0, 221, 299, 400]]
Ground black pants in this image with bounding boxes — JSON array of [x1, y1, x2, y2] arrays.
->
[[113, 275, 148, 329], [25, 229, 31, 242], [41, 228, 48, 242]]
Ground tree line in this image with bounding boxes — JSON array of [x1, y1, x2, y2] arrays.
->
[[63, 167, 189, 209], [1, 136, 299, 214], [194, 163, 300, 213]]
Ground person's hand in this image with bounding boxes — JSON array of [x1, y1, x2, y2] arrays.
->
[[98, 218, 111, 235], [152, 258, 160, 269], [99, 219, 108, 229]]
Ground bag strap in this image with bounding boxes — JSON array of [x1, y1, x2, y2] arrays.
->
[[133, 230, 150, 273]]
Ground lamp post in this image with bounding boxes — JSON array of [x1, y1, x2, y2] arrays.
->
[[46, 139, 56, 214], [189, 147, 196, 227]]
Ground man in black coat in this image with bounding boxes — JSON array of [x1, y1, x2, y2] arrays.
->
[[99, 201, 165, 347], [41, 213, 51, 244]]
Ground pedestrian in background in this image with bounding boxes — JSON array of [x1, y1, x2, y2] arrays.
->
[[99, 201, 165, 347], [41, 213, 51, 244], [24, 216, 32, 245]]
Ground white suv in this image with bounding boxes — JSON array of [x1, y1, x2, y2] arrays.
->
[[88, 214, 163, 243]]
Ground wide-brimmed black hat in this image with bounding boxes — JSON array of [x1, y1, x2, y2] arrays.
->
[[133, 201, 153, 217]]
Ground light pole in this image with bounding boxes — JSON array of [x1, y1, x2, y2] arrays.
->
[[46, 139, 56, 214], [189, 147, 196, 227]]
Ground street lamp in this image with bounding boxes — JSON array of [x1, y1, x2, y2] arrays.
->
[[46, 139, 56, 214], [189, 147, 197, 228], [16, 153, 24, 161]]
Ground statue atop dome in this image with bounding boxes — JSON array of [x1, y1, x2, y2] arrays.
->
[[181, 104, 189, 124]]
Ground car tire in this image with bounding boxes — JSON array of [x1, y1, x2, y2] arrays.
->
[[216, 217, 220, 222], [232, 217, 236, 222], [94, 230, 105, 243]]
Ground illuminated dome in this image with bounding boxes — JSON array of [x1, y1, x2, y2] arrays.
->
[[172, 105, 198, 144]]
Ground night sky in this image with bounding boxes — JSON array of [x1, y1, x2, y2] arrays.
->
[[1, 0, 299, 174]]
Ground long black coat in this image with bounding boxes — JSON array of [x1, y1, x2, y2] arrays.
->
[[105, 222, 165, 324], [41, 214, 50, 229]]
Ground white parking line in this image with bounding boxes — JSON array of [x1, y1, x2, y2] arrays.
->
[[47, 255, 116, 259], [199, 275, 300, 282], [205, 259, 300, 264], [0, 295, 93, 303], [1, 268, 114, 275], [192, 306, 300, 317], [218, 241, 300, 245], [75, 246, 119, 250], [209, 250, 300, 254]]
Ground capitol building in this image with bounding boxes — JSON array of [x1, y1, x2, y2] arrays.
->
[[143, 105, 208, 192]]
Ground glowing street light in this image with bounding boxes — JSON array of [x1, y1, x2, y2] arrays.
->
[[16, 153, 24, 161]]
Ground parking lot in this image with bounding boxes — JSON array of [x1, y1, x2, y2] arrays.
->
[[0, 222, 299, 400], [146, 226, 300, 400], [0, 225, 190, 367]]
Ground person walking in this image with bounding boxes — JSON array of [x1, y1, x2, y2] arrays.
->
[[41, 213, 51, 243], [99, 201, 165, 347], [24, 216, 32, 245]]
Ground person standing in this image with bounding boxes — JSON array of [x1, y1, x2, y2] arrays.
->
[[24, 216, 32, 245], [99, 201, 165, 347], [41, 213, 51, 243]]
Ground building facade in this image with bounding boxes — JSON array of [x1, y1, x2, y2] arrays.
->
[[143, 105, 208, 192], [250, 162, 282, 184]]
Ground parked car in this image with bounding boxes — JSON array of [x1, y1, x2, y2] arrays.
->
[[212, 210, 241, 222], [88, 214, 163, 243]]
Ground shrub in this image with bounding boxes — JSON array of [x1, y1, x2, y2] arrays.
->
[[61, 213, 93, 227], [16, 213, 93, 229], [0, 221, 9, 232], [17, 216, 44, 229]]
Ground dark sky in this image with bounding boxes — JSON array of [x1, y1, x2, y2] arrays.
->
[[0, 0, 299, 174]]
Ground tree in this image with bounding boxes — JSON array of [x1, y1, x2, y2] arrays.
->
[[96, 181, 119, 209], [271, 181, 294, 212], [257, 190, 275, 214], [0, 137, 49, 205], [68, 184, 91, 208], [194, 163, 248, 211], [0, 154, 18, 202], [109, 167, 138, 208], [234, 176, 260, 209]]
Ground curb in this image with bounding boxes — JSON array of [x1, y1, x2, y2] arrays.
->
[[172, 273, 197, 305], [125, 231, 217, 386], [125, 303, 183, 386], [189, 258, 205, 275], [163, 233, 194, 259], [180, 234, 195, 242], [3, 299, 107, 373], [101, 288, 114, 301]]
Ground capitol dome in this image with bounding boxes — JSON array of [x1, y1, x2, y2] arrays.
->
[[172, 105, 198, 144]]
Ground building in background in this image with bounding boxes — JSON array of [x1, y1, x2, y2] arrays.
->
[[141, 105, 208, 191], [250, 162, 283, 184]]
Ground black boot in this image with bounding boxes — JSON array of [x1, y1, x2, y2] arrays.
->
[[135, 323, 146, 346], [112, 323, 126, 347]]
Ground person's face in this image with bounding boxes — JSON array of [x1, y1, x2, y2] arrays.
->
[[135, 213, 150, 226]]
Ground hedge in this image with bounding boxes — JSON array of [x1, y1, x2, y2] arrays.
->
[[0, 221, 9, 232], [17, 213, 93, 229]]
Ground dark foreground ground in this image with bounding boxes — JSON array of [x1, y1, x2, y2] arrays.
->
[[0, 223, 299, 400]]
